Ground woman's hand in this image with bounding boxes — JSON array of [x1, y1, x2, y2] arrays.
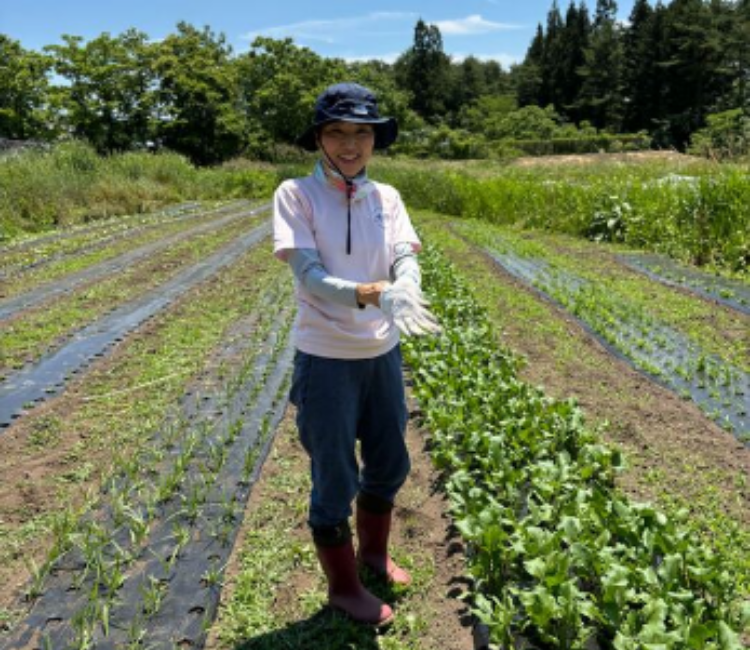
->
[[378, 279, 442, 337], [355, 281, 390, 308]]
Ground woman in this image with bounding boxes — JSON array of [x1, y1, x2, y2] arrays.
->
[[273, 82, 440, 626]]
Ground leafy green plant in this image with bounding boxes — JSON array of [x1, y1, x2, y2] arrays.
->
[[403, 244, 749, 648]]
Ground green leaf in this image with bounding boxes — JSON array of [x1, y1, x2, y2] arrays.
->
[[717, 621, 743, 650]]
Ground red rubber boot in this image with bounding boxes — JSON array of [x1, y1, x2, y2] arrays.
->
[[316, 540, 394, 626], [356, 503, 412, 586]]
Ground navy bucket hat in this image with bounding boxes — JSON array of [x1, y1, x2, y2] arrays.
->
[[297, 82, 398, 152]]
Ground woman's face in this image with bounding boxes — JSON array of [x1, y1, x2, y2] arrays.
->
[[318, 121, 375, 177]]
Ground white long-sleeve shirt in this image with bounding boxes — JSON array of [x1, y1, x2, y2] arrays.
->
[[273, 168, 420, 359]]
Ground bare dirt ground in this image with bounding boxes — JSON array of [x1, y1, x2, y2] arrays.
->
[[208, 398, 474, 650]]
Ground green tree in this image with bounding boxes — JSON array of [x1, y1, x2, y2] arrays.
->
[[394, 19, 452, 122], [688, 107, 750, 160], [559, 2, 590, 121], [46, 30, 155, 152], [491, 104, 562, 140], [540, 1, 566, 108], [622, 0, 659, 132], [576, 0, 625, 130], [450, 56, 488, 114], [734, 0, 750, 110], [152, 22, 245, 165], [458, 94, 518, 134], [723, 0, 750, 112], [657, 0, 734, 147], [0, 35, 53, 140], [482, 59, 511, 96], [236, 37, 344, 155], [516, 24, 545, 107]]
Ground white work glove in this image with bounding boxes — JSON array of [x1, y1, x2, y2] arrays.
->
[[379, 278, 442, 337]]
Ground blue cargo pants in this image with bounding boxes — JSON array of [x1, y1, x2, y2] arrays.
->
[[289, 345, 410, 531]]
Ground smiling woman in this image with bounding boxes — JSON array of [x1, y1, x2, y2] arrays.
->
[[272, 82, 441, 627], [318, 123, 375, 179]]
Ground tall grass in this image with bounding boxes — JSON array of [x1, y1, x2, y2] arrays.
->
[[0, 142, 282, 242], [5, 145, 748, 275], [371, 157, 750, 275]]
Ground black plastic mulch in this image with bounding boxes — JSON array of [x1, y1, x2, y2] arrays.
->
[[0, 218, 272, 429], [1, 287, 295, 650], [0, 201, 268, 322], [619, 252, 750, 317]]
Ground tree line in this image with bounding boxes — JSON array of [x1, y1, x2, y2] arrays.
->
[[1, 0, 748, 164], [516, 0, 750, 149]]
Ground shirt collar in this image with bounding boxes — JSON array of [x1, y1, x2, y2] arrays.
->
[[313, 160, 375, 202]]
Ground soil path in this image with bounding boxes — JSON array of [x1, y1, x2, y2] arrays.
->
[[207, 395, 474, 650], [435, 228, 750, 526]]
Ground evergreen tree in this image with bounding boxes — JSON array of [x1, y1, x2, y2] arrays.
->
[[394, 19, 452, 122], [622, 0, 658, 132], [594, 0, 618, 26], [454, 56, 488, 109], [559, 2, 590, 121], [482, 60, 511, 96], [516, 24, 545, 107], [735, 0, 750, 111], [577, 0, 625, 130], [714, 0, 748, 112], [658, 0, 734, 146], [540, 1, 566, 108]]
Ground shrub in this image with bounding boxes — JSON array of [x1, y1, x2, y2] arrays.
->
[[688, 109, 750, 161]]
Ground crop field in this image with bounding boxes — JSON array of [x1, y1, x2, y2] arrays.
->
[[0, 154, 748, 650]]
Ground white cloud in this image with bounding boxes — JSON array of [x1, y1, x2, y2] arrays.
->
[[435, 14, 520, 35], [242, 12, 418, 44]]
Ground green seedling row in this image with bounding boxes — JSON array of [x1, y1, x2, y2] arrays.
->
[[0, 235, 288, 643], [474, 236, 749, 438], [453, 220, 748, 373], [402, 244, 748, 649], [5, 278, 295, 649], [0, 212, 270, 378], [0, 201, 265, 310], [0, 202, 204, 278]]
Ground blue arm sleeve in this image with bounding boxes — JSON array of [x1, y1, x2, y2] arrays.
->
[[287, 248, 362, 309], [391, 242, 422, 287]]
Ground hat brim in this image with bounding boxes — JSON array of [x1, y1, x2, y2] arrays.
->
[[297, 117, 398, 152]]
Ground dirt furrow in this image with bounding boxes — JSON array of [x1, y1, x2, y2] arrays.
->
[[0, 203, 203, 280], [0, 220, 271, 429], [1, 277, 295, 648], [0, 202, 269, 321]]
